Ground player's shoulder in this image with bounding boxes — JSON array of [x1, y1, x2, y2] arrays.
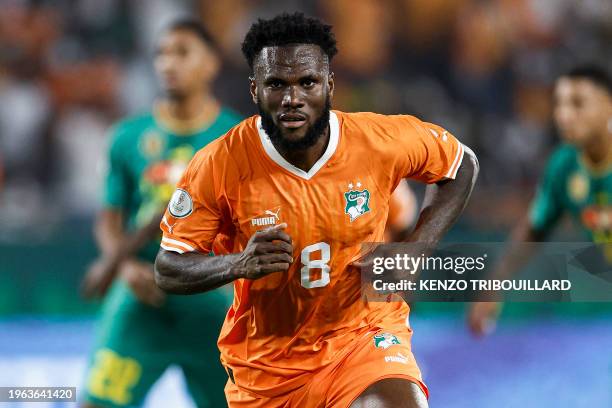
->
[[336, 110, 390, 127], [217, 106, 244, 126], [336, 110, 432, 145], [337, 110, 424, 132], [338, 110, 423, 121], [546, 143, 579, 170]]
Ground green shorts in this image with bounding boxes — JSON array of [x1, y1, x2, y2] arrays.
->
[[82, 279, 232, 407]]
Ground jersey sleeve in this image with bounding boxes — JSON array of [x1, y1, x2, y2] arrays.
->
[[386, 115, 464, 184], [159, 147, 223, 254], [528, 149, 567, 234], [103, 126, 131, 209]]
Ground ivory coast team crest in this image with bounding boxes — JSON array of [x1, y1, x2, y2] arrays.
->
[[373, 332, 401, 349], [344, 182, 371, 222]]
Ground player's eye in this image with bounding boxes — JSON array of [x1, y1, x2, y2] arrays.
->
[[267, 80, 284, 89], [301, 78, 316, 88], [155, 46, 170, 58]]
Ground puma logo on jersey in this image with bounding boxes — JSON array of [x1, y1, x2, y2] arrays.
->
[[264, 209, 281, 220], [252, 207, 281, 227], [384, 352, 408, 364]]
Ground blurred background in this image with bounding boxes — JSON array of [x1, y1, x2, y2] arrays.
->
[[0, 0, 611, 407]]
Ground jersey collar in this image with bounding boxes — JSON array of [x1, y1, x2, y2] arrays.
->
[[256, 111, 339, 180]]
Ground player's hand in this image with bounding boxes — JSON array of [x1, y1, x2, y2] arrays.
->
[[232, 223, 294, 280], [81, 256, 120, 299], [467, 301, 502, 337], [120, 259, 166, 307]]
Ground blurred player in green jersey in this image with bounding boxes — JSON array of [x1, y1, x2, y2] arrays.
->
[[468, 65, 612, 336], [80, 19, 241, 407]]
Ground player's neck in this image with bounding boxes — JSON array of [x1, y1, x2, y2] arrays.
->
[[165, 92, 218, 120], [582, 131, 612, 169], [156, 93, 220, 134], [275, 126, 330, 173]]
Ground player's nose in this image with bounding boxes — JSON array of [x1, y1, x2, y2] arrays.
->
[[156, 56, 176, 75], [281, 86, 304, 109]]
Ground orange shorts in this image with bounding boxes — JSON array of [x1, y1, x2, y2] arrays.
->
[[225, 327, 428, 408]]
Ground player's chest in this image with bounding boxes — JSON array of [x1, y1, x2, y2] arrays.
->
[[563, 168, 612, 232], [129, 130, 205, 185], [230, 170, 389, 245]]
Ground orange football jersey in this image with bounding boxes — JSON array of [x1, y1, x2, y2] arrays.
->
[[160, 110, 464, 397]]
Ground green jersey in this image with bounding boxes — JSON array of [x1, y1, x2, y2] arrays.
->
[[104, 106, 241, 261], [85, 106, 240, 408], [529, 144, 612, 244]]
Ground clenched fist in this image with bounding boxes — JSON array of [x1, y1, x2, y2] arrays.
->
[[231, 223, 294, 280]]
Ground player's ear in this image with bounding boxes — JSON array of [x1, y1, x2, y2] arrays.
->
[[328, 71, 335, 98], [249, 76, 258, 104]]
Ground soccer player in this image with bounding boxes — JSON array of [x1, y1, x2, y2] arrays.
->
[[468, 65, 612, 336], [155, 13, 478, 408], [80, 19, 241, 408]]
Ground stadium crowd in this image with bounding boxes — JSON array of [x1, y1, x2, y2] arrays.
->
[[0, 0, 611, 238]]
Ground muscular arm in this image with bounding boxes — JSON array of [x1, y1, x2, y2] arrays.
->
[[467, 206, 549, 336], [97, 207, 165, 255], [408, 148, 479, 244], [154, 224, 293, 295], [358, 148, 478, 302], [115, 210, 166, 261], [82, 209, 166, 298], [488, 145, 566, 280], [95, 209, 125, 256], [487, 217, 547, 282], [81, 209, 126, 298], [154, 251, 241, 294]]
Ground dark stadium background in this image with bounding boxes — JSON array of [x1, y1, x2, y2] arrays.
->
[[0, 0, 611, 406]]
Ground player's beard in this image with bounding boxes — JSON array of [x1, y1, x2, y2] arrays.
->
[[258, 95, 331, 151]]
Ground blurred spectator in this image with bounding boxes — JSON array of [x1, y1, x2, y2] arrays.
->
[[320, 0, 392, 77], [0, 0, 610, 238]]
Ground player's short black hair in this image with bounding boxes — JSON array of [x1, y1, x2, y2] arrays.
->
[[165, 18, 220, 54], [241, 12, 338, 70], [563, 65, 612, 96]]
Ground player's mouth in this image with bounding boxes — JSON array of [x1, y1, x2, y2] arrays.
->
[[278, 113, 307, 129], [161, 72, 180, 88]]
